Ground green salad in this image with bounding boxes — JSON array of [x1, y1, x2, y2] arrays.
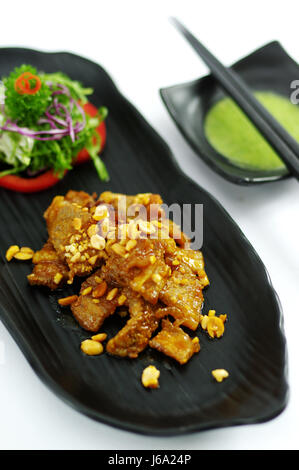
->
[[0, 64, 108, 182]]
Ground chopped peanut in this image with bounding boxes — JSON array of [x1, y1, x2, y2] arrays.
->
[[90, 234, 106, 250], [93, 205, 108, 221], [141, 365, 160, 389], [88, 255, 98, 265], [53, 273, 63, 285], [58, 295, 78, 306], [118, 294, 127, 306], [13, 251, 33, 261], [91, 333, 107, 342], [200, 315, 209, 330], [101, 218, 111, 238], [81, 339, 103, 356], [126, 239, 137, 251], [92, 281, 108, 298], [20, 247, 34, 255], [106, 287, 118, 301], [212, 369, 229, 383], [70, 252, 81, 263], [87, 224, 99, 238], [111, 243, 126, 257], [82, 286, 92, 296], [200, 310, 226, 338], [219, 314, 227, 323], [207, 316, 225, 338], [72, 218, 82, 231], [5, 245, 20, 261], [208, 309, 216, 316]]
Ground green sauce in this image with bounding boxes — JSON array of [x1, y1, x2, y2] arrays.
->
[[204, 91, 299, 171]]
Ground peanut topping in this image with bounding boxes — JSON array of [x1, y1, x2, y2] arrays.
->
[[54, 273, 63, 285], [207, 317, 225, 338], [141, 365, 160, 389], [212, 369, 229, 383], [88, 255, 98, 266], [82, 286, 92, 296], [13, 251, 34, 261], [200, 315, 209, 330], [58, 295, 78, 306], [111, 243, 126, 257], [92, 281, 108, 298], [20, 247, 34, 255], [93, 205, 108, 221], [70, 252, 81, 263], [126, 239, 137, 251], [101, 218, 111, 238], [72, 217, 82, 231], [90, 234, 106, 250], [200, 311, 226, 338], [117, 294, 127, 306], [81, 339, 103, 356], [106, 287, 118, 301], [91, 333, 107, 342], [6, 245, 20, 261], [87, 224, 99, 238]]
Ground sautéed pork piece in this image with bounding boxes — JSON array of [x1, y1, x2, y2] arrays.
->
[[25, 190, 215, 365]]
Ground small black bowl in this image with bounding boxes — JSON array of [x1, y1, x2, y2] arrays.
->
[[160, 41, 299, 185]]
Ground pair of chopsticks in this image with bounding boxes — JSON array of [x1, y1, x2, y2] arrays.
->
[[170, 17, 299, 181]]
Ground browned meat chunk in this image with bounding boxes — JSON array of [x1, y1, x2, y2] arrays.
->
[[27, 241, 69, 290], [103, 239, 171, 304], [106, 305, 159, 358], [149, 319, 200, 364], [158, 270, 204, 330], [71, 272, 119, 332], [175, 248, 209, 287], [65, 189, 97, 208], [44, 193, 105, 281]]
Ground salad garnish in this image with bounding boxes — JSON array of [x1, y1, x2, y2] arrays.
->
[[0, 64, 109, 187]]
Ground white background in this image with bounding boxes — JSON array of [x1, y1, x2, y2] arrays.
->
[[0, 0, 298, 451]]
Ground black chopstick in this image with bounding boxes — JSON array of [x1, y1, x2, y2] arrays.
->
[[170, 17, 299, 180]]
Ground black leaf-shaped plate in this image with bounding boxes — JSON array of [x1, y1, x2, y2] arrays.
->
[[0, 48, 288, 435], [160, 41, 298, 185]]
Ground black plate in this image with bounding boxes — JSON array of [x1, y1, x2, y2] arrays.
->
[[0, 48, 288, 435], [160, 41, 299, 185]]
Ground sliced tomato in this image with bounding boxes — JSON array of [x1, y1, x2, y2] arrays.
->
[[75, 103, 106, 165], [0, 102, 106, 193]]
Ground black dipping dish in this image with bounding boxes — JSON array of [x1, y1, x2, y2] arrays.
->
[[160, 41, 299, 185]]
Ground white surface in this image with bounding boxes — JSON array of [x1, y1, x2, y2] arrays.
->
[[0, 0, 298, 450]]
